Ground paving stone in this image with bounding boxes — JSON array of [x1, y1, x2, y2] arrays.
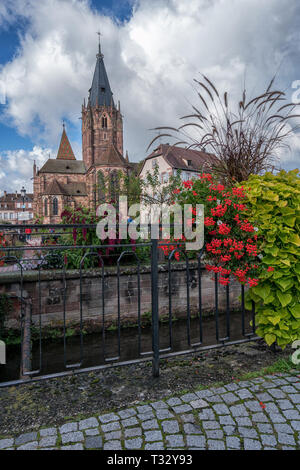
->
[[229, 404, 248, 417], [290, 420, 300, 431], [85, 436, 103, 449], [282, 409, 300, 420], [261, 381, 277, 389], [257, 423, 273, 434], [0, 439, 14, 449], [118, 408, 137, 419], [186, 435, 206, 448], [101, 421, 121, 433], [225, 383, 239, 391], [122, 417, 139, 427], [222, 426, 236, 435], [235, 417, 252, 427], [61, 431, 84, 444], [166, 434, 184, 447], [161, 420, 180, 434], [280, 385, 297, 394], [265, 403, 280, 414], [274, 423, 294, 434], [104, 431, 122, 440], [277, 399, 294, 410], [277, 433, 296, 446], [141, 419, 159, 430], [219, 415, 235, 426], [214, 387, 227, 394], [198, 409, 215, 420], [205, 430, 224, 440], [124, 438, 143, 449], [213, 403, 230, 415], [202, 420, 220, 430], [180, 413, 196, 423], [243, 438, 262, 450], [151, 400, 168, 410], [59, 422, 78, 434], [268, 413, 286, 423], [98, 413, 119, 423], [190, 399, 209, 409], [172, 404, 192, 414], [260, 434, 277, 447], [226, 436, 241, 449], [238, 427, 258, 439], [181, 392, 199, 402], [155, 409, 174, 420], [256, 392, 273, 402], [251, 412, 269, 423], [136, 405, 152, 414], [183, 423, 203, 434], [15, 432, 38, 446], [166, 397, 182, 406], [195, 389, 214, 399], [61, 443, 84, 450], [39, 436, 57, 448], [206, 394, 223, 403], [138, 412, 155, 421], [17, 441, 39, 450], [79, 417, 98, 430], [125, 427, 142, 438], [40, 428, 57, 437], [244, 400, 262, 412], [222, 392, 239, 404], [144, 430, 163, 442], [85, 429, 99, 436], [267, 389, 286, 399], [144, 442, 164, 450], [289, 394, 300, 404], [103, 440, 122, 450], [207, 439, 225, 450], [236, 388, 253, 399]]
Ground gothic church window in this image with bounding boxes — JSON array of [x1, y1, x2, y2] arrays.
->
[[52, 197, 58, 216], [98, 171, 105, 202], [44, 198, 48, 216], [101, 116, 107, 129]]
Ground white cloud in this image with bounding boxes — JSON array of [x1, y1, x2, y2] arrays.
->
[[0, 146, 53, 194], [0, 0, 299, 191]]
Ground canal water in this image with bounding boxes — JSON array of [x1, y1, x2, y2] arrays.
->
[[0, 310, 254, 383]]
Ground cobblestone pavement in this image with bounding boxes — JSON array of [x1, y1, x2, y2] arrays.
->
[[1, 371, 299, 450]]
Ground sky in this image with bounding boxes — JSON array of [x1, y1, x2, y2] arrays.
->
[[0, 0, 299, 193]]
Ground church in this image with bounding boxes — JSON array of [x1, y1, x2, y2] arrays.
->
[[33, 40, 133, 223]]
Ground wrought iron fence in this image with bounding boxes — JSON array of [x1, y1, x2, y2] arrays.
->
[[0, 223, 258, 386]]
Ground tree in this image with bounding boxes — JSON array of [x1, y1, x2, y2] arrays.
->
[[148, 75, 300, 183]]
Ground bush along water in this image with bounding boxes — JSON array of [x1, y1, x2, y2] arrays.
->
[[243, 170, 300, 349]]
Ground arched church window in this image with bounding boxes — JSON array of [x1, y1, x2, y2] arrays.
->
[[98, 171, 105, 203], [44, 198, 48, 216], [101, 116, 107, 129], [110, 170, 119, 203], [52, 197, 58, 216]]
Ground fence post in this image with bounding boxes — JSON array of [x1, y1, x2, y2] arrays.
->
[[151, 237, 159, 377]]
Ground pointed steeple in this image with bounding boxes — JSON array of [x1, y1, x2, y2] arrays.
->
[[90, 36, 114, 108], [56, 123, 76, 160]]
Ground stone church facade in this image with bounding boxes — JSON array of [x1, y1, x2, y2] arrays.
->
[[33, 41, 132, 223]]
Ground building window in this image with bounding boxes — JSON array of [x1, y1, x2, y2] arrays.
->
[[97, 171, 105, 202], [44, 198, 48, 216], [152, 159, 157, 169], [9, 213, 13, 220], [3, 213, 7, 219], [28, 203, 32, 208], [161, 172, 169, 183], [110, 171, 119, 203], [16, 203, 21, 208], [52, 197, 58, 216], [101, 116, 107, 128]]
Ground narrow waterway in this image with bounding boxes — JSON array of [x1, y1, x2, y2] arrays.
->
[[0, 310, 254, 383]]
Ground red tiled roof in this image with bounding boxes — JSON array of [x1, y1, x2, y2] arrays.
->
[[56, 128, 76, 160], [145, 144, 217, 172]]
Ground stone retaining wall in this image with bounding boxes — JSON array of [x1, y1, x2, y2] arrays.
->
[[0, 263, 243, 329]]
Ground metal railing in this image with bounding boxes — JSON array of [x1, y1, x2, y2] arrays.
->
[[0, 223, 258, 386]]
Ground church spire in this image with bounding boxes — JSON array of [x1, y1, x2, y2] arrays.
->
[[56, 123, 76, 160], [89, 35, 114, 108]]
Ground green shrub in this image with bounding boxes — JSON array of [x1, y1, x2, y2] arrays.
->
[[244, 170, 300, 348]]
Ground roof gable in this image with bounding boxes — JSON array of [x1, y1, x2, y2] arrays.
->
[[57, 127, 76, 160]]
